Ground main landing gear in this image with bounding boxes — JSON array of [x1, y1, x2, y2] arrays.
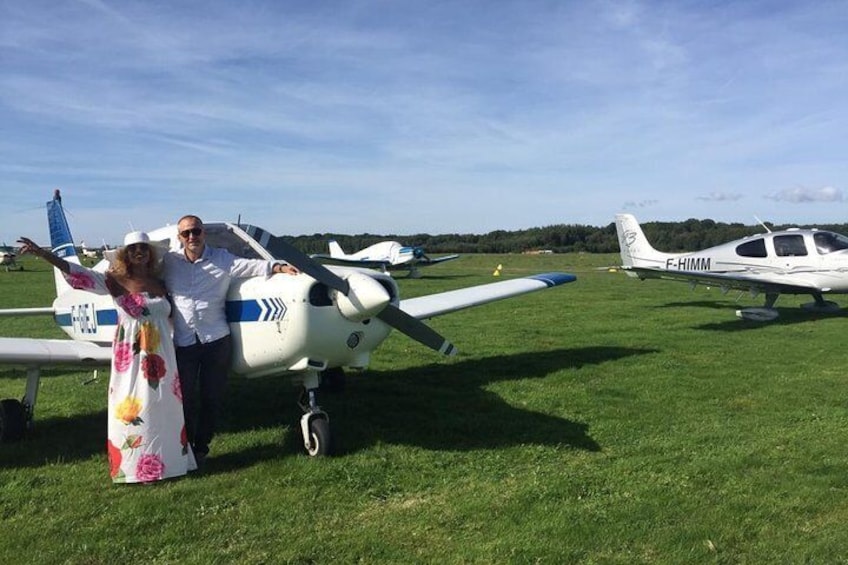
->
[[0, 367, 40, 443], [0, 398, 28, 443]]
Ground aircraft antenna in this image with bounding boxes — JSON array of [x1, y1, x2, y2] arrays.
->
[[754, 215, 772, 233]]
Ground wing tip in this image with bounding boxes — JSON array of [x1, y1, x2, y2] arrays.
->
[[529, 272, 577, 287]]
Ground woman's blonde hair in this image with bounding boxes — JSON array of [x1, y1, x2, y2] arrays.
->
[[109, 244, 161, 278]]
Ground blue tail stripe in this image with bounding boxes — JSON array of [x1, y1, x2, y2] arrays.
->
[[55, 309, 119, 328]]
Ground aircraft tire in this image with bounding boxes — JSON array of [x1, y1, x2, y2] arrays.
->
[[0, 398, 27, 442], [306, 417, 332, 457]]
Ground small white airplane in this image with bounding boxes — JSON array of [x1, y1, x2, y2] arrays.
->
[[79, 241, 100, 259], [0, 243, 22, 272], [615, 213, 848, 321], [311, 240, 460, 278], [0, 192, 576, 455]]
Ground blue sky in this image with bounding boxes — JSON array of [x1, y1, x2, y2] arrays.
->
[[2, 0, 847, 246]]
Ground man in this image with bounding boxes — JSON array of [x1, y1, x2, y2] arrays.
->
[[163, 215, 298, 466]]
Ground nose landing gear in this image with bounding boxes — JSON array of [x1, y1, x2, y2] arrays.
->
[[298, 371, 332, 456]]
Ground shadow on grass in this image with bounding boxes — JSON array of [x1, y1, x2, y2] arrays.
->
[[221, 346, 656, 464], [397, 273, 476, 281], [0, 409, 105, 469], [654, 300, 848, 330], [1, 346, 656, 471]]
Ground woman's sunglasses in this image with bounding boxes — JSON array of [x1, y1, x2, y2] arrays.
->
[[126, 243, 150, 253]]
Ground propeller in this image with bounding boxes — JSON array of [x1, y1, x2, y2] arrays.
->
[[267, 237, 457, 356]]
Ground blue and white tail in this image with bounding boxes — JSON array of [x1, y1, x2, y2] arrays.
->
[[614, 213, 677, 274], [46, 190, 82, 295]]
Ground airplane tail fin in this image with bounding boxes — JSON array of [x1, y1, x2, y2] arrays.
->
[[328, 240, 346, 258], [46, 190, 82, 295], [614, 213, 675, 272]]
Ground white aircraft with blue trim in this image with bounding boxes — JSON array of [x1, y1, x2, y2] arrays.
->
[[0, 243, 21, 272], [311, 239, 459, 278], [615, 213, 848, 321], [79, 241, 100, 259], [0, 192, 576, 455]]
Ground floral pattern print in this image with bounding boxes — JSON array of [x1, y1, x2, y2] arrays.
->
[[64, 264, 196, 484], [115, 396, 144, 425]]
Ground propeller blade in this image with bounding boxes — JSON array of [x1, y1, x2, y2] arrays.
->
[[262, 233, 457, 355], [268, 238, 350, 295], [377, 305, 457, 356]]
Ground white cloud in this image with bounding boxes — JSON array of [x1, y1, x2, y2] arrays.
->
[[696, 192, 743, 202], [765, 186, 843, 203]]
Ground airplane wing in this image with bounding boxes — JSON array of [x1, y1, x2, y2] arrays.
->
[[419, 254, 460, 266], [310, 254, 391, 270], [622, 266, 819, 295], [310, 254, 459, 270], [0, 337, 111, 366], [400, 272, 576, 319]]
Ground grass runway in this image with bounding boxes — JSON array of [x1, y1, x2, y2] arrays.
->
[[2, 252, 848, 563]]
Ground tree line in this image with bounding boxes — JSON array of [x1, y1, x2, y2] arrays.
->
[[282, 218, 848, 255]]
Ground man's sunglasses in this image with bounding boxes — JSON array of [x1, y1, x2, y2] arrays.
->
[[179, 228, 203, 238]]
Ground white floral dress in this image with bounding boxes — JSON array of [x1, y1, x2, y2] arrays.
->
[[64, 264, 196, 483]]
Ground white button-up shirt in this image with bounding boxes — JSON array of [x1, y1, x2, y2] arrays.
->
[[163, 246, 274, 347]]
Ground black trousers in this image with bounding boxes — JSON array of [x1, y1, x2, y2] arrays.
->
[[176, 335, 232, 456]]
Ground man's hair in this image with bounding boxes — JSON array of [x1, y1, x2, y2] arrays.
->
[[178, 215, 203, 226]]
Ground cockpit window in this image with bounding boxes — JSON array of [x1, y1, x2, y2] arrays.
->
[[773, 234, 807, 257], [813, 231, 848, 255], [203, 225, 266, 259], [736, 238, 767, 258]]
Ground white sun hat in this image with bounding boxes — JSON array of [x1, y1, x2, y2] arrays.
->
[[123, 231, 151, 246]]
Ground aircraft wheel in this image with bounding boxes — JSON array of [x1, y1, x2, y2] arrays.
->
[[305, 417, 332, 457], [0, 399, 27, 442]]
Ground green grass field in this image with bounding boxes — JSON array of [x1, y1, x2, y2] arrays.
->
[[2, 253, 848, 564]]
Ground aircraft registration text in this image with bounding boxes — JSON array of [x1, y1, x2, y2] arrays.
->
[[666, 257, 711, 271], [71, 303, 98, 334]]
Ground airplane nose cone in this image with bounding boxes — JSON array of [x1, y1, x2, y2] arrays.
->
[[334, 272, 391, 322]]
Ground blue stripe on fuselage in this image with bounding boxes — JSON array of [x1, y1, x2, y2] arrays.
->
[[226, 299, 263, 323], [528, 272, 577, 287], [56, 300, 276, 330]]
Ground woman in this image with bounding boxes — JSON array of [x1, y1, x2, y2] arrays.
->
[[19, 232, 196, 483]]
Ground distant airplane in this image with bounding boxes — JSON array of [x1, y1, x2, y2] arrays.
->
[[79, 241, 99, 259], [311, 240, 460, 278], [0, 191, 576, 454], [615, 213, 848, 321], [0, 243, 22, 272]]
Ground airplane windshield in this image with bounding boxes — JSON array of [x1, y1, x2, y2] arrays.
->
[[203, 224, 267, 260], [814, 231, 848, 255]]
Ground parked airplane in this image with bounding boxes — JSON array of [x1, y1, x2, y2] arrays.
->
[[79, 241, 100, 259], [615, 213, 848, 321], [0, 243, 22, 272], [311, 240, 460, 278], [0, 192, 576, 455]]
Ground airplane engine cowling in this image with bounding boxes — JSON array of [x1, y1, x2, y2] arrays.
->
[[333, 272, 391, 322]]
